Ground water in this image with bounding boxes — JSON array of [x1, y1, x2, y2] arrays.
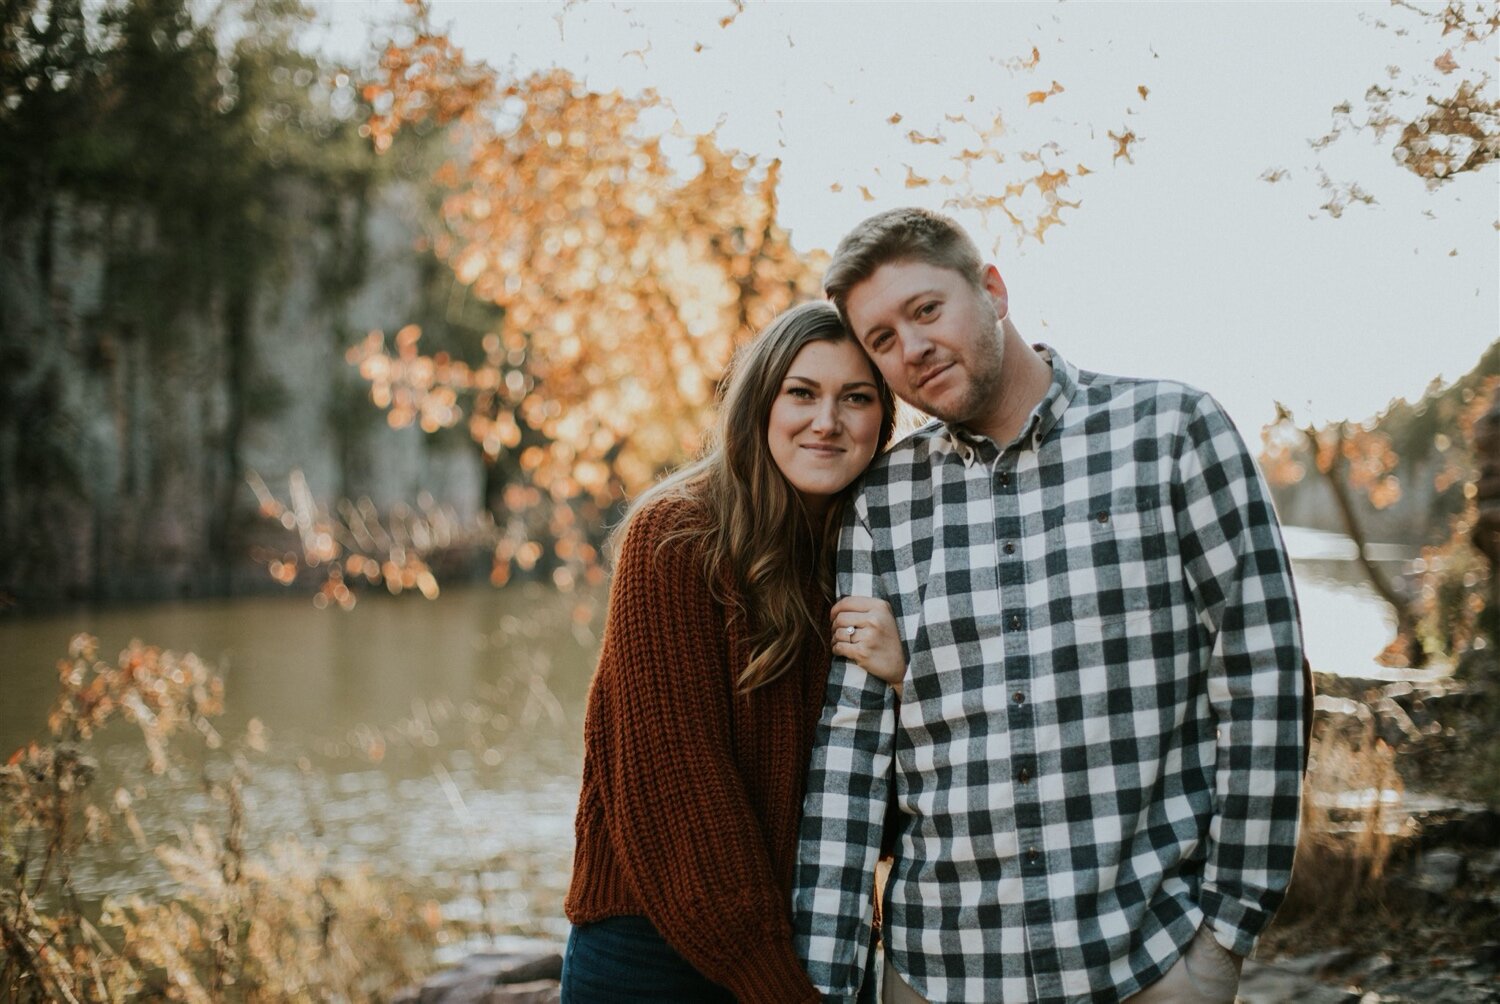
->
[[1279, 525, 1424, 679], [0, 582, 601, 944], [0, 526, 1428, 943]]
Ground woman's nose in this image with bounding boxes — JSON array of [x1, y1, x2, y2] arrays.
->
[[810, 397, 841, 433]]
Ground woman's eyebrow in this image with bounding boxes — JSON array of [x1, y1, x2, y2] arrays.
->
[[784, 374, 877, 391]]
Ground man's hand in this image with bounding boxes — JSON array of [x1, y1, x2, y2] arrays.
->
[[831, 596, 905, 699]]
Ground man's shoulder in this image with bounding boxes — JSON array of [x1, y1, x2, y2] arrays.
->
[[856, 421, 948, 491], [1074, 366, 1214, 418]]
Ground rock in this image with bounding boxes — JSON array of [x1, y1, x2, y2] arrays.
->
[[1273, 948, 1361, 977], [482, 981, 560, 1004], [393, 950, 564, 1004], [1410, 849, 1467, 895], [1344, 952, 1396, 985], [448, 952, 562, 984], [1237, 958, 1362, 1003], [1374, 973, 1499, 1003], [1411, 804, 1500, 850]]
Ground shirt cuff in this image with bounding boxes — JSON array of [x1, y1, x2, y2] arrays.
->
[[1198, 885, 1270, 957]]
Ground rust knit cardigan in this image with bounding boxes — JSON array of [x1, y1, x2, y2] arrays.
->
[[564, 494, 828, 1003]]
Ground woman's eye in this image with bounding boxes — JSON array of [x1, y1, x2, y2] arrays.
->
[[787, 386, 815, 399], [845, 392, 873, 405]]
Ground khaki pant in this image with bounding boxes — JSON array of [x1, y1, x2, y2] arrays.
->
[[881, 956, 927, 1004], [879, 926, 1242, 1004], [1126, 926, 1243, 1004]]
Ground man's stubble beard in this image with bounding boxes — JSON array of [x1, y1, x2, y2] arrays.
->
[[921, 305, 1006, 430]]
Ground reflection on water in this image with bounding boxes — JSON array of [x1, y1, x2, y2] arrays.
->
[[1281, 525, 1426, 679], [0, 582, 600, 945], [0, 524, 1427, 943]]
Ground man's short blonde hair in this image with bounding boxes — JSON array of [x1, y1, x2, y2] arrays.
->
[[823, 207, 986, 326]]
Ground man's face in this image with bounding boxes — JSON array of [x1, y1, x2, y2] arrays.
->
[[843, 259, 1008, 427]]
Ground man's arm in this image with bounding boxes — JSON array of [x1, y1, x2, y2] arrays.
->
[[793, 508, 897, 1001], [1173, 392, 1307, 958]]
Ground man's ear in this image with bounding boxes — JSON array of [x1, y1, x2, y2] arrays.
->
[[981, 264, 1009, 320]]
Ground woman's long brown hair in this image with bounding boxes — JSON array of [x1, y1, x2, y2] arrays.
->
[[612, 300, 896, 693]]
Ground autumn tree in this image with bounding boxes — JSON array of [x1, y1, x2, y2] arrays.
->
[[350, 43, 823, 591], [1272, 0, 1498, 215], [243, 1, 1147, 602], [1262, 343, 1500, 668], [1255, 1, 1497, 670]]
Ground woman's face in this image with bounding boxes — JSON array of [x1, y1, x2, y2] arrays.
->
[[766, 338, 886, 517]]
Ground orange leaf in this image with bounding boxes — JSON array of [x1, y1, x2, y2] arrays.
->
[[1027, 81, 1064, 105]]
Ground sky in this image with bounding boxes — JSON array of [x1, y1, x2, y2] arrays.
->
[[309, 1, 1497, 438]]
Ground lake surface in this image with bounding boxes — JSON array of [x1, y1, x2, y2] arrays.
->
[[0, 526, 1429, 948]]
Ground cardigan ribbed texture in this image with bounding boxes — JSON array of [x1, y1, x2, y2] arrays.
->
[[564, 494, 828, 1003]]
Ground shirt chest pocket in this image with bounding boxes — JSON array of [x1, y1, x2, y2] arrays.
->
[[1042, 503, 1170, 626]]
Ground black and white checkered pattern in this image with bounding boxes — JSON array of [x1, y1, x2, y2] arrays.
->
[[793, 349, 1306, 1003]]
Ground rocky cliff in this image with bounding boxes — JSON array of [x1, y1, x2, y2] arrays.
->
[[0, 177, 486, 607]]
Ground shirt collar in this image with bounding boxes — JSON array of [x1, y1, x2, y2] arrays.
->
[[941, 344, 1078, 467]]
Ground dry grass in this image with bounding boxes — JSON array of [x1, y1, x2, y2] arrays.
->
[[1, 634, 442, 1003], [1273, 709, 1406, 929]]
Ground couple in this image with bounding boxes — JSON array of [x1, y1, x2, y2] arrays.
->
[[560, 208, 1308, 1003]]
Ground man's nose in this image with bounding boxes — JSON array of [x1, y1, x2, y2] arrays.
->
[[900, 327, 933, 366]]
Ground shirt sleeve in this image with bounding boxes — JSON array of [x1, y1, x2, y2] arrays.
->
[[792, 503, 897, 1002], [1172, 393, 1307, 957], [592, 504, 821, 1003]]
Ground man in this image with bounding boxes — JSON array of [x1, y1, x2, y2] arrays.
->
[[793, 207, 1307, 1003]]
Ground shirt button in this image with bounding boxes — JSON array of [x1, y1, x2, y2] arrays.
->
[[998, 471, 1011, 487], [1003, 542, 1016, 555], [1096, 510, 1110, 524], [1008, 614, 1022, 630], [1012, 691, 1025, 705], [1026, 847, 1039, 864], [1018, 767, 1031, 783]]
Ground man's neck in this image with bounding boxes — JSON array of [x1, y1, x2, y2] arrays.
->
[[968, 323, 1053, 447]]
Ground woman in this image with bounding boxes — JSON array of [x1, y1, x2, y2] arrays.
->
[[561, 300, 902, 1002]]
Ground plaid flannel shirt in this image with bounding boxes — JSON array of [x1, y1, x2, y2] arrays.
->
[[793, 348, 1305, 1003]]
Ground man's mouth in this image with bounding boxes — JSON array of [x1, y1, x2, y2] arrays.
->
[[913, 363, 953, 390]]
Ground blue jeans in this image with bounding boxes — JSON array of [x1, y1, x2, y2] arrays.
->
[[561, 914, 879, 1002], [561, 915, 736, 1003]]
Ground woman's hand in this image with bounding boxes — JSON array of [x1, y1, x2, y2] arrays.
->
[[831, 596, 905, 699]]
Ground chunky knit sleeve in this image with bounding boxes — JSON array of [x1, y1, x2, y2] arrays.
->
[[591, 498, 821, 1003]]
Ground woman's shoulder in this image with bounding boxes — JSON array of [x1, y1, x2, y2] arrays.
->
[[630, 490, 711, 535], [614, 490, 714, 569]]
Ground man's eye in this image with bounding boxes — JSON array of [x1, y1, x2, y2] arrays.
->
[[869, 332, 892, 351], [917, 302, 939, 318]]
